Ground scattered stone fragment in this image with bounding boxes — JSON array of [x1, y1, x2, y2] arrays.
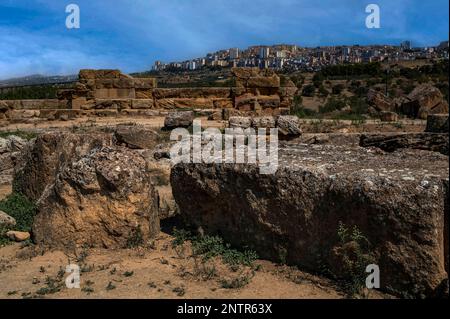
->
[[163, 111, 194, 129], [425, 114, 449, 133], [276, 115, 302, 138], [229, 116, 252, 129], [0, 210, 16, 228], [6, 231, 30, 242]]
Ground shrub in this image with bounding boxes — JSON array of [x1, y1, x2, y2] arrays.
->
[[301, 84, 315, 97], [332, 84, 345, 95], [319, 97, 346, 113], [0, 192, 36, 232]]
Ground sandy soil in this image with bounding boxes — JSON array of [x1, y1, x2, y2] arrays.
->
[[0, 233, 356, 299], [0, 184, 11, 200]]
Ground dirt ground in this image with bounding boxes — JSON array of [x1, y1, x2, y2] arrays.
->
[[0, 115, 408, 299], [0, 232, 392, 299]]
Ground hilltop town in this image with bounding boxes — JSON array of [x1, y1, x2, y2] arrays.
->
[[151, 41, 450, 72]]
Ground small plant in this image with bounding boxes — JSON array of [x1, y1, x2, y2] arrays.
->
[[171, 228, 192, 247], [82, 280, 95, 295], [36, 275, 64, 296], [220, 272, 254, 289], [148, 281, 157, 288], [172, 286, 186, 297], [123, 271, 134, 277], [126, 227, 144, 248], [334, 222, 375, 298], [106, 282, 116, 291]]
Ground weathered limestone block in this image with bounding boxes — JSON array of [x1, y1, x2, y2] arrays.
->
[[360, 133, 449, 155], [213, 98, 234, 109], [401, 84, 449, 119], [276, 115, 302, 138], [79, 69, 128, 80], [156, 98, 214, 109], [92, 99, 131, 110], [229, 116, 252, 129], [94, 88, 136, 99], [163, 111, 194, 129], [114, 125, 162, 150], [171, 145, 449, 297], [136, 89, 154, 99], [133, 78, 157, 89], [379, 111, 399, 122], [251, 116, 276, 129], [367, 89, 394, 112], [153, 88, 232, 99], [132, 99, 154, 109], [14, 132, 113, 201], [33, 147, 160, 249]]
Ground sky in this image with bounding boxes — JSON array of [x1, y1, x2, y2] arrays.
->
[[0, 0, 448, 79]]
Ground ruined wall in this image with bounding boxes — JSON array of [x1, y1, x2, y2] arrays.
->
[[0, 68, 296, 122]]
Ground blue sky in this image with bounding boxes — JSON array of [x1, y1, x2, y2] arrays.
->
[[0, 0, 448, 79]]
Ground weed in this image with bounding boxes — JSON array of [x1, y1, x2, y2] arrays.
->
[[123, 271, 134, 277], [106, 282, 116, 291], [148, 281, 157, 288], [172, 229, 258, 267], [126, 227, 144, 248], [81, 287, 94, 295], [36, 276, 64, 296], [172, 286, 186, 297], [220, 272, 254, 289], [334, 222, 375, 298]]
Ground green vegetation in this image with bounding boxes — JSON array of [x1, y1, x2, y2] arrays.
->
[[220, 274, 254, 289], [126, 227, 144, 248], [0, 130, 37, 140], [319, 62, 382, 78], [319, 97, 346, 113], [301, 84, 315, 97], [0, 192, 36, 234], [334, 222, 375, 298], [0, 83, 72, 100], [172, 229, 258, 267], [331, 84, 345, 95]]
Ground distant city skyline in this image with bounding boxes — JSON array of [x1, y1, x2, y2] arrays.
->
[[0, 0, 448, 79]]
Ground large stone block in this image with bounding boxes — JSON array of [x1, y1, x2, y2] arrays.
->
[[79, 69, 126, 80], [131, 99, 154, 109], [94, 88, 136, 99], [133, 78, 157, 89], [33, 147, 160, 249], [155, 98, 214, 109], [171, 145, 449, 298], [14, 132, 113, 201], [153, 88, 232, 99]]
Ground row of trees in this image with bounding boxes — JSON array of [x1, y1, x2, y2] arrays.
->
[[0, 84, 72, 100]]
